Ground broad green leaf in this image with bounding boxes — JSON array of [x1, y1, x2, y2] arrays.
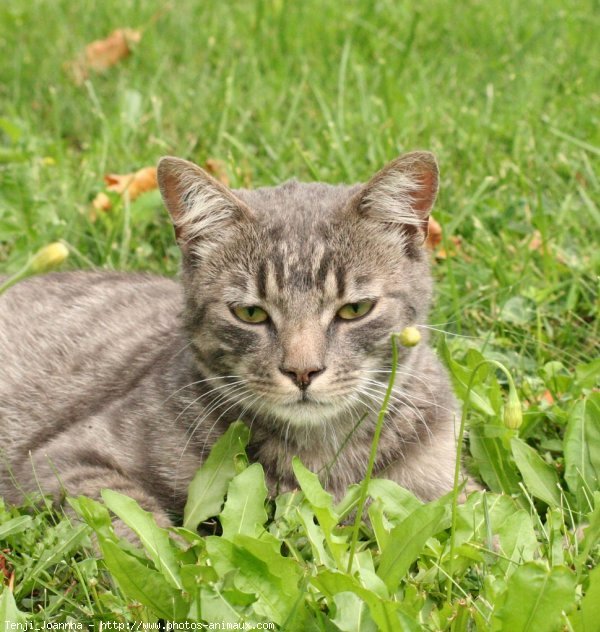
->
[[454, 492, 538, 574], [292, 457, 336, 516], [101, 539, 186, 621], [221, 463, 268, 540], [511, 437, 561, 507], [0, 587, 28, 624], [0, 515, 32, 539], [180, 563, 218, 593], [469, 426, 521, 494], [368, 478, 422, 523], [184, 421, 250, 530], [496, 509, 539, 573], [292, 457, 346, 566], [205, 536, 293, 625], [332, 592, 377, 632], [454, 492, 516, 546], [313, 570, 418, 632], [200, 585, 245, 626], [563, 394, 600, 503], [569, 563, 600, 632], [296, 503, 335, 567], [234, 534, 302, 601], [577, 494, 600, 568], [439, 337, 496, 416], [499, 296, 536, 325], [101, 489, 182, 589], [493, 562, 576, 632], [368, 499, 392, 552], [377, 503, 446, 591], [335, 483, 362, 519], [575, 358, 600, 391], [69, 495, 117, 542]]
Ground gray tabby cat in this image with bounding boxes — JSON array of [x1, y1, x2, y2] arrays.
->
[[0, 152, 457, 529]]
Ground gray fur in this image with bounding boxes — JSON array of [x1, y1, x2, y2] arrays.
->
[[0, 152, 458, 527]]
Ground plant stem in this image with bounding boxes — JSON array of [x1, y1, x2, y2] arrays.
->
[[347, 333, 399, 573], [446, 357, 518, 604], [0, 264, 31, 295]]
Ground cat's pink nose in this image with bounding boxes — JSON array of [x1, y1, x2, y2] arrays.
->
[[280, 365, 325, 390]]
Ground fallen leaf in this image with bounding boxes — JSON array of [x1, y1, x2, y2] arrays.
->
[[203, 158, 230, 186], [541, 390, 555, 405], [92, 192, 112, 212], [426, 216, 442, 250], [529, 230, 544, 252], [104, 166, 157, 201], [0, 550, 11, 581], [68, 28, 142, 84], [435, 236, 469, 261]]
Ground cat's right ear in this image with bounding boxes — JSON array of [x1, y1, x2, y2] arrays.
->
[[157, 156, 254, 257], [353, 151, 439, 246]]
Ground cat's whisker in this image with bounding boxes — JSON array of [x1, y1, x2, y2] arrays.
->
[[189, 386, 251, 438], [362, 376, 455, 417], [178, 381, 250, 432], [246, 397, 270, 442], [174, 386, 253, 483], [416, 324, 482, 340], [178, 386, 251, 458], [161, 374, 244, 406], [173, 387, 256, 499], [361, 369, 455, 414], [198, 391, 258, 461], [171, 379, 247, 426], [356, 383, 434, 447]]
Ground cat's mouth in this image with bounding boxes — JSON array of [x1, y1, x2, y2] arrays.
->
[[264, 393, 342, 426], [294, 390, 331, 406]]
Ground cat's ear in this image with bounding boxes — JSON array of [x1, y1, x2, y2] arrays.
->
[[157, 156, 254, 255], [355, 151, 439, 241]]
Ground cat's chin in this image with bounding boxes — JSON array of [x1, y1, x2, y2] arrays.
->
[[267, 400, 343, 427]]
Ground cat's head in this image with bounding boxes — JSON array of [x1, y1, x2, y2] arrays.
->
[[158, 153, 438, 429]]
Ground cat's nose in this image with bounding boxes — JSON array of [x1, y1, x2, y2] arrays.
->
[[279, 365, 325, 390]]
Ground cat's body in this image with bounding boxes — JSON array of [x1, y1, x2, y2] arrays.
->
[[0, 153, 458, 527]]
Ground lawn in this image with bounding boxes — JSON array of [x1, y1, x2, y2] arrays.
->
[[0, 0, 598, 629]]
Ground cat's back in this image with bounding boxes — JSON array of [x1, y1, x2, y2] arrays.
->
[[0, 270, 180, 349], [0, 271, 182, 428]]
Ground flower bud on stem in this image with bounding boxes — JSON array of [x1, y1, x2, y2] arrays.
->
[[0, 242, 69, 295]]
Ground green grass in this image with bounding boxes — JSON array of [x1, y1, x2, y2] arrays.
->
[[0, 0, 599, 629]]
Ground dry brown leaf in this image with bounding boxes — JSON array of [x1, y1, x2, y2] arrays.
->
[[0, 550, 11, 581], [89, 192, 112, 222], [541, 390, 555, 405], [426, 216, 443, 250], [92, 192, 112, 212], [435, 236, 469, 261], [529, 229, 543, 252], [68, 28, 142, 84], [104, 166, 157, 201], [203, 159, 230, 186]]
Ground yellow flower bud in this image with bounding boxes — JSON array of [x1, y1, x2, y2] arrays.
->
[[398, 326, 421, 347], [30, 242, 69, 274], [504, 387, 522, 430]]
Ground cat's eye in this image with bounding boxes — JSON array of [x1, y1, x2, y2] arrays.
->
[[232, 305, 269, 324], [336, 301, 374, 321]]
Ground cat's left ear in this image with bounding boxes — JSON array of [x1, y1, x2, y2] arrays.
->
[[355, 151, 439, 241]]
